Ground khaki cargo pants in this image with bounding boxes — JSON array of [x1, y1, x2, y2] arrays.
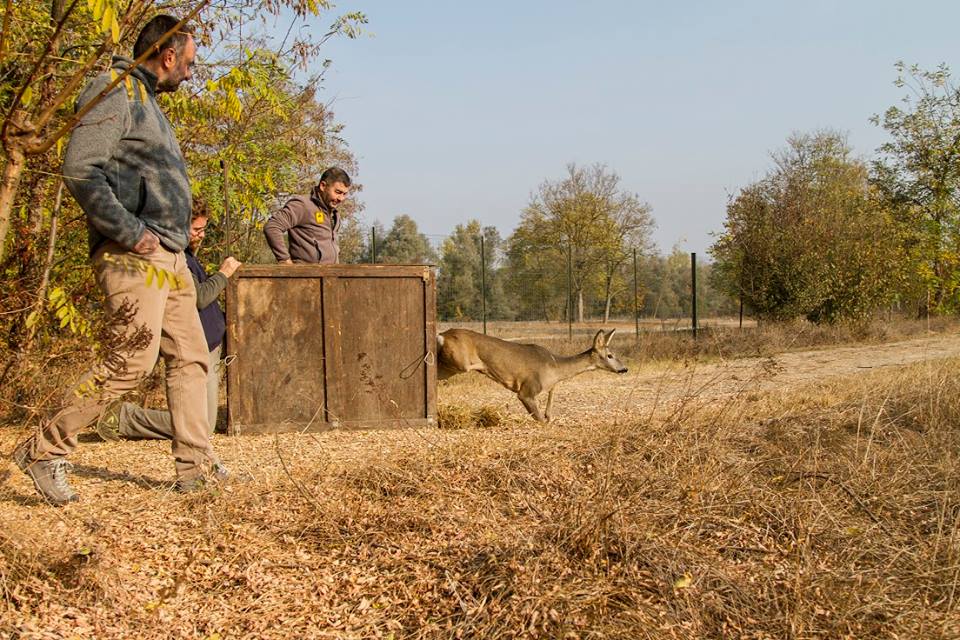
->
[[117, 344, 222, 440], [31, 241, 217, 481]]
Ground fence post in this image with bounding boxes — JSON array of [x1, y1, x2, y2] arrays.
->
[[633, 248, 640, 341], [480, 233, 487, 335], [220, 159, 231, 255], [567, 243, 573, 341], [371, 226, 377, 264], [691, 252, 698, 340]]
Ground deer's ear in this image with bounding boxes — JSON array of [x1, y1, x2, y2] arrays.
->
[[605, 328, 617, 344], [593, 329, 605, 349]]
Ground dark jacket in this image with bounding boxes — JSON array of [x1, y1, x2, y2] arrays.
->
[[262, 188, 340, 264], [62, 56, 192, 255], [187, 250, 227, 352]]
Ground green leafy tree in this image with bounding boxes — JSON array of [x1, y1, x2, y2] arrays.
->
[[696, 260, 738, 318], [872, 62, 960, 312], [376, 214, 437, 264], [711, 131, 904, 323], [436, 220, 511, 321], [640, 248, 690, 320], [336, 216, 367, 264], [358, 220, 385, 263], [480, 225, 513, 320], [503, 216, 566, 321], [437, 220, 482, 320], [588, 193, 654, 322]]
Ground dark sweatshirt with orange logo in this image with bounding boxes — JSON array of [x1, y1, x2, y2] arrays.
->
[[263, 188, 340, 264]]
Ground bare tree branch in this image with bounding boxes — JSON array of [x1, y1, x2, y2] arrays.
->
[[2, 0, 82, 131]]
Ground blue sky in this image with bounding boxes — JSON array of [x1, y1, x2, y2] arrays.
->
[[290, 1, 959, 255]]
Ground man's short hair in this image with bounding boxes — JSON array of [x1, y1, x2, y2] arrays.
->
[[319, 167, 351, 187], [191, 196, 209, 221], [133, 15, 194, 60]]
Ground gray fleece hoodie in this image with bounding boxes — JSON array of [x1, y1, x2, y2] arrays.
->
[[63, 56, 192, 255]]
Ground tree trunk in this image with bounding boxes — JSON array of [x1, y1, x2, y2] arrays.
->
[[0, 145, 26, 263], [602, 272, 614, 324], [577, 289, 584, 323], [25, 180, 63, 348], [651, 291, 662, 320]]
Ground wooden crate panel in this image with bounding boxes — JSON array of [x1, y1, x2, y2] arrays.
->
[[325, 276, 427, 425], [231, 276, 325, 428], [226, 265, 436, 434]]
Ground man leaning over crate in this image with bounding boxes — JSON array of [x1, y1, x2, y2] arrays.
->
[[94, 200, 241, 442], [12, 15, 230, 505], [263, 167, 352, 264]]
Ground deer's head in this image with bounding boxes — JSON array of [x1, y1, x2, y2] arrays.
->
[[591, 329, 628, 374]]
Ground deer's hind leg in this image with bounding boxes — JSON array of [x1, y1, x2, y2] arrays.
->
[[517, 382, 546, 423], [517, 394, 546, 423]]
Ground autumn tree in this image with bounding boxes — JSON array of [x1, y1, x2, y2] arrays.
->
[[711, 131, 904, 323], [638, 250, 736, 321], [0, 0, 365, 410], [639, 248, 690, 320], [506, 163, 654, 322], [358, 220, 386, 263], [0, 0, 212, 263], [503, 218, 566, 321], [872, 62, 960, 313], [336, 216, 367, 264], [587, 189, 654, 322]]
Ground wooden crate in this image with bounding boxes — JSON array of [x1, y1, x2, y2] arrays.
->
[[225, 264, 437, 434]]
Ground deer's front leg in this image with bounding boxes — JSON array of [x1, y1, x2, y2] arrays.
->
[[544, 389, 555, 423], [517, 393, 546, 423]]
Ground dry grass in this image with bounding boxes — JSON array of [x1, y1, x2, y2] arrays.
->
[[436, 403, 506, 430], [2, 342, 960, 638]]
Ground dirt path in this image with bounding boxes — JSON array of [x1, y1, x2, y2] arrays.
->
[[3, 332, 959, 506], [446, 332, 960, 425]]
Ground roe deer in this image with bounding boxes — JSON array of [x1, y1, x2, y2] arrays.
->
[[436, 328, 628, 422]]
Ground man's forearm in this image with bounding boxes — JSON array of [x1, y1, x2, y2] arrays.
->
[[193, 271, 228, 309], [263, 216, 291, 262]]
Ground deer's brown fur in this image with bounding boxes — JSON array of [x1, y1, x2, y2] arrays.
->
[[437, 328, 627, 422]]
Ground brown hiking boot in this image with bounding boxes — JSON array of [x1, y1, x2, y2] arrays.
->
[[12, 439, 78, 506], [174, 462, 234, 493], [94, 399, 123, 442]]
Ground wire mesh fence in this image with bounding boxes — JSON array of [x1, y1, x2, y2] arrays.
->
[[216, 215, 749, 340], [354, 229, 744, 336]]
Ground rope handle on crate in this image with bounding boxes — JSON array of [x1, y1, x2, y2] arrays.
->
[[399, 349, 435, 380]]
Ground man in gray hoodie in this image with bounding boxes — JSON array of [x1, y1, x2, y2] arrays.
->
[[13, 15, 225, 505]]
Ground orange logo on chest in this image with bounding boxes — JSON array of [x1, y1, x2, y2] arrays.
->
[[315, 211, 325, 224]]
